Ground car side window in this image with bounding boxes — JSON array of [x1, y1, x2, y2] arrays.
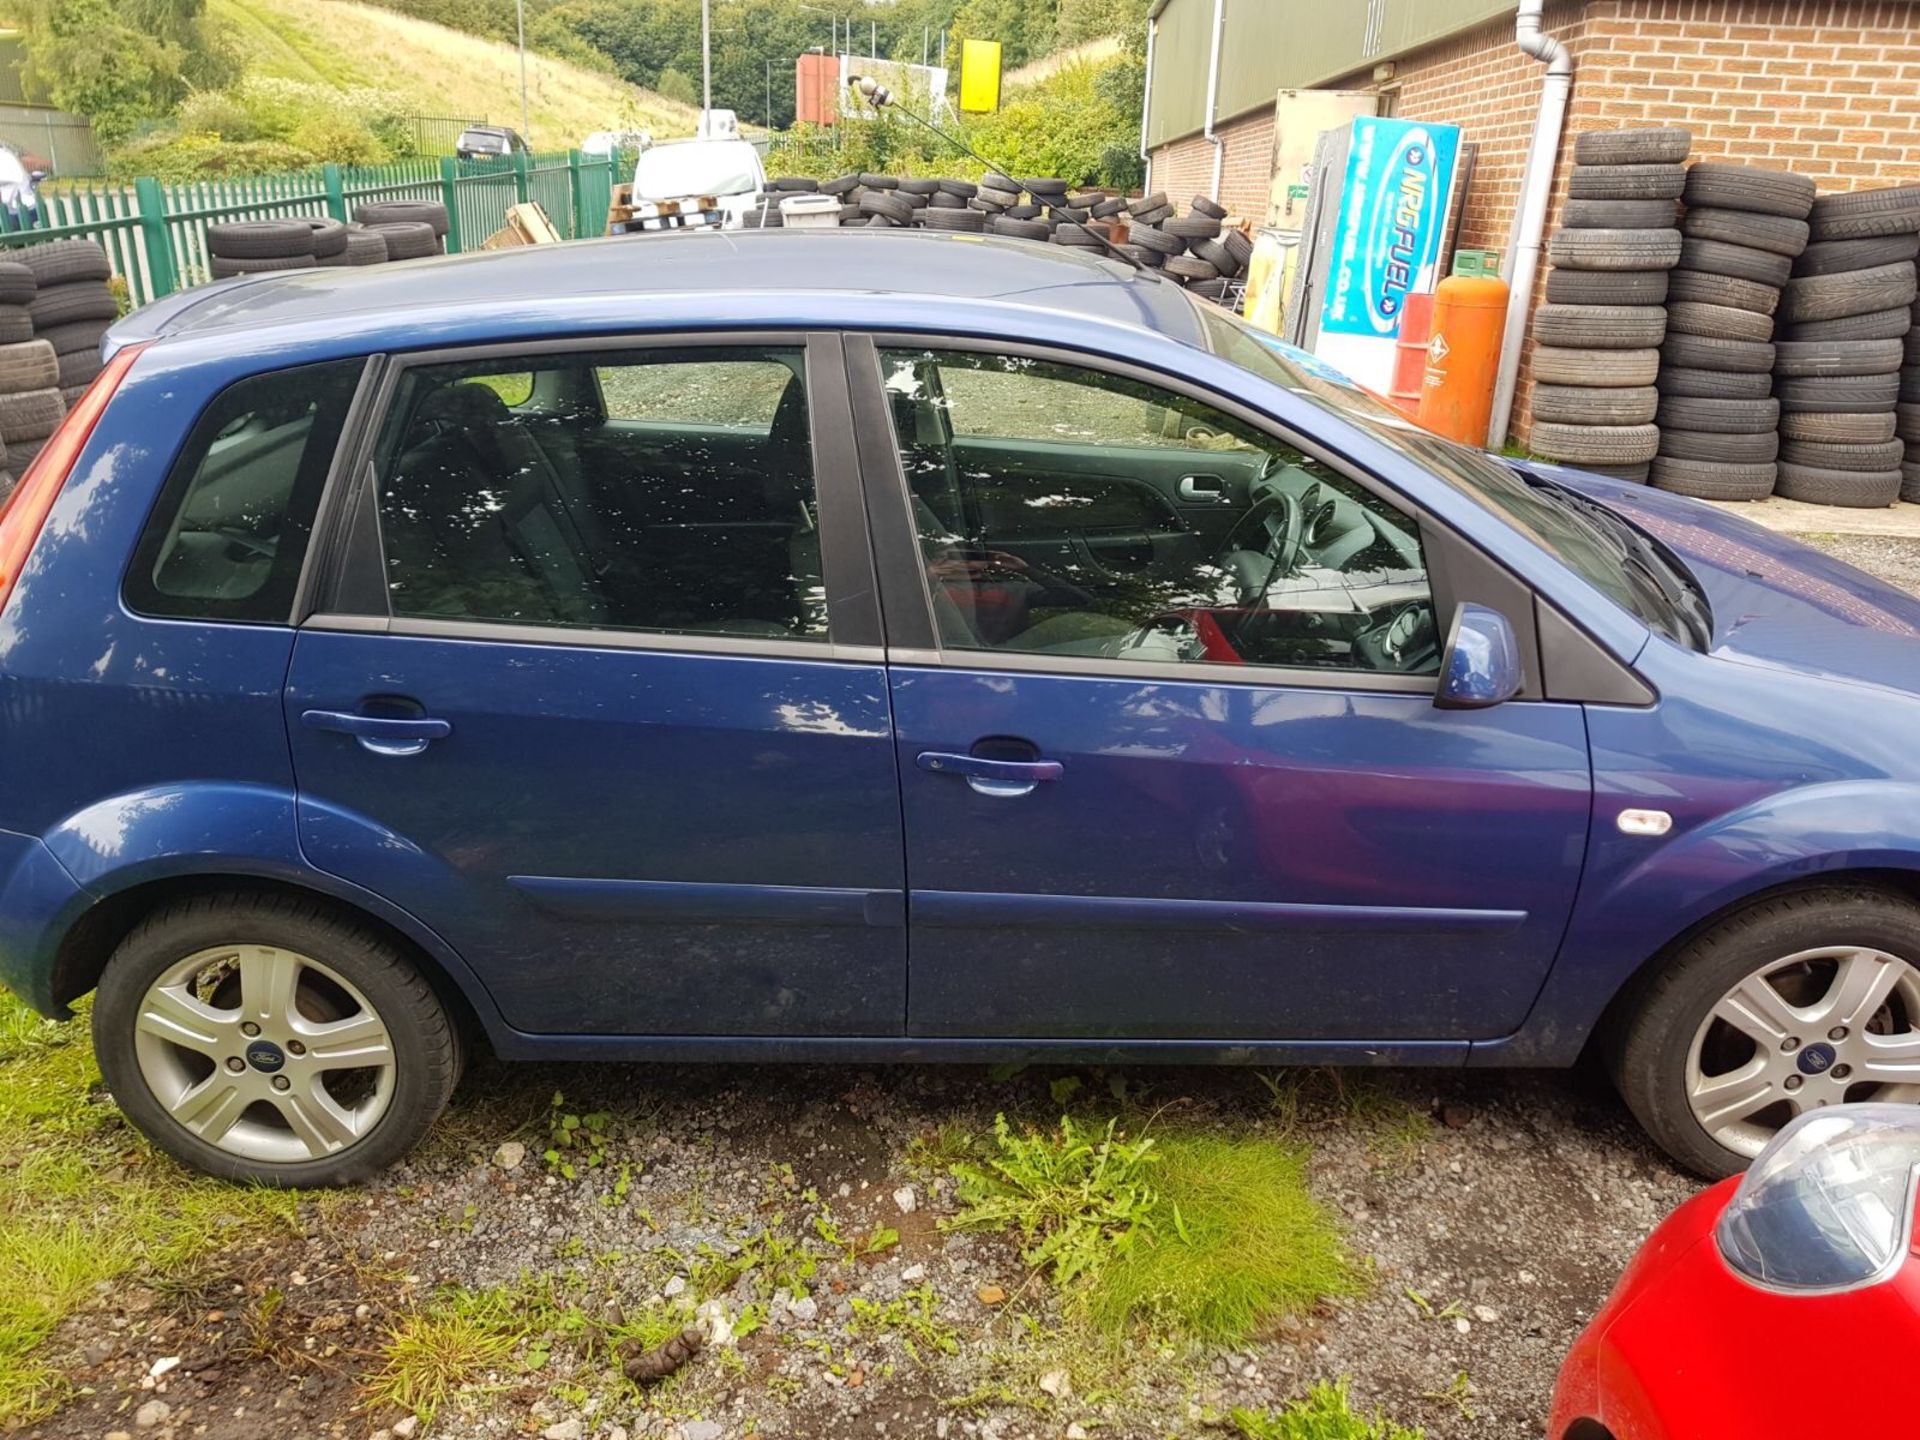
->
[[126, 358, 365, 623], [373, 346, 828, 641], [879, 348, 1439, 676]]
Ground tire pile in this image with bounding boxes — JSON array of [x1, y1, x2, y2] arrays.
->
[[748, 176, 1251, 300], [20, 237, 118, 410], [1532, 127, 1689, 482], [1773, 185, 1920, 508], [203, 201, 449, 282], [1644, 162, 1816, 501], [0, 258, 61, 494]]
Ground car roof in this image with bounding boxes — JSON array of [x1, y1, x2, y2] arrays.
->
[[111, 230, 1208, 351]]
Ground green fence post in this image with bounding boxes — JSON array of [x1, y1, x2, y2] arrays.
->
[[323, 163, 348, 222], [132, 176, 178, 297], [511, 150, 530, 206], [439, 157, 463, 254], [568, 149, 586, 240]]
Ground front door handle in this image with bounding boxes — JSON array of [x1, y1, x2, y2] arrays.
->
[[301, 709, 452, 757], [1177, 474, 1227, 503], [916, 750, 1063, 798]]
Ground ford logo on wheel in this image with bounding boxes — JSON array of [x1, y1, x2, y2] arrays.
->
[[1797, 1042, 1837, 1076], [245, 1040, 286, 1073]]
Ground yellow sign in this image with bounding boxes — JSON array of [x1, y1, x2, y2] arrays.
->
[[959, 38, 1002, 112]]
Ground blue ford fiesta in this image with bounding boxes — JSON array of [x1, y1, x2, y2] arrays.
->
[[3, 230, 1919, 1184]]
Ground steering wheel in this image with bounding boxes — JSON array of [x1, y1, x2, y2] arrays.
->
[[1216, 476, 1304, 605]]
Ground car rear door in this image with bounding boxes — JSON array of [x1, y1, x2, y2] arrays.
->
[[850, 335, 1593, 1047], [284, 334, 906, 1038]]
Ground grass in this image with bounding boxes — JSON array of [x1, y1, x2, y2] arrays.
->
[[361, 1284, 528, 1421], [209, 0, 698, 150], [0, 992, 307, 1425], [945, 1113, 1355, 1344], [1088, 1133, 1357, 1342], [1231, 1380, 1426, 1440]]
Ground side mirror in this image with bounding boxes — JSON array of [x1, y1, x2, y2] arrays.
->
[[1434, 602, 1523, 710]]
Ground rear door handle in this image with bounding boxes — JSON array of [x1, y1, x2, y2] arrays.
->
[[301, 709, 451, 757], [916, 751, 1062, 798]]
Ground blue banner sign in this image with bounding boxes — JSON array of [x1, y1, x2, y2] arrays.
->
[[1321, 117, 1461, 341]]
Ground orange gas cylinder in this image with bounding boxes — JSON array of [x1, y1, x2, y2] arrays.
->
[[1388, 291, 1433, 418], [1417, 274, 1510, 446]]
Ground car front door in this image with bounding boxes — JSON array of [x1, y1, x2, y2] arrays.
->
[[852, 337, 1593, 1045], [285, 335, 906, 1037]]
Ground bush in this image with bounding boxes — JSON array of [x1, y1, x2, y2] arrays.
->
[[655, 66, 698, 106], [287, 115, 390, 167], [105, 131, 320, 181]]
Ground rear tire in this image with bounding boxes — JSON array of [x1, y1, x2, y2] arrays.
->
[[92, 893, 461, 1186], [1611, 888, 1920, 1178]]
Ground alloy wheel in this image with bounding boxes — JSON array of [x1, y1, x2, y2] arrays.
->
[[131, 943, 396, 1164], [1687, 945, 1920, 1158]]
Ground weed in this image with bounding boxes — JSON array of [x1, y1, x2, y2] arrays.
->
[[849, 1284, 960, 1365], [1230, 1379, 1426, 1439], [1422, 1371, 1474, 1422], [543, 1091, 614, 1180], [1087, 1133, 1355, 1342], [361, 1285, 526, 1421], [813, 1210, 899, 1263], [905, 1122, 978, 1175], [1257, 1070, 1433, 1161], [944, 1113, 1161, 1288], [689, 1223, 818, 1300], [0, 993, 304, 1426], [1401, 1288, 1467, 1323]]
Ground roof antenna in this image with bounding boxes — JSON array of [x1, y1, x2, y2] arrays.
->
[[845, 75, 1158, 280]]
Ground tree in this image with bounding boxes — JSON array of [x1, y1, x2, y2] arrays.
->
[[17, 0, 235, 142], [655, 66, 699, 106]]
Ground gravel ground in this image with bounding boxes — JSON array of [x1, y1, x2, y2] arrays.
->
[[22, 532, 1920, 1440]]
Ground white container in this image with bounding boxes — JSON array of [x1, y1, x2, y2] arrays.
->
[[780, 194, 843, 230]]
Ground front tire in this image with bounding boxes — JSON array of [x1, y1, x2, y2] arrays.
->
[[92, 893, 461, 1186], [1612, 888, 1920, 1177]]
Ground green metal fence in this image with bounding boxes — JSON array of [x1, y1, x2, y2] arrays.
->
[[0, 150, 626, 306]]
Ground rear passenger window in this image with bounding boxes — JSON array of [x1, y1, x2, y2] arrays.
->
[[372, 347, 827, 641], [126, 359, 364, 622]]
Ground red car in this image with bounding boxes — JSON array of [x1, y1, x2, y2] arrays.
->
[[1550, 1105, 1920, 1439]]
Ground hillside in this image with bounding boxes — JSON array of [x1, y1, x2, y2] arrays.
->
[[210, 0, 698, 149]]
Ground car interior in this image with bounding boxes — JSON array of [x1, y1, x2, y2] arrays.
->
[[880, 350, 1441, 675], [374, 349, 829, 638]]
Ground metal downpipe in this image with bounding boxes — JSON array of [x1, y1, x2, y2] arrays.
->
[[1488, 0, 1573, 447], [1139, 8, 1160, 192], [1202, 0, 1227, 200]]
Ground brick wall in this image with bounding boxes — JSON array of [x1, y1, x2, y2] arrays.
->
[[1147, 106, 1275, 219], [1149, 0, 1920, 440]]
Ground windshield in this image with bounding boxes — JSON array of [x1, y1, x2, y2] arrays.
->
[[1195, 305, 1708, 648], [633, 141, 760, 200]]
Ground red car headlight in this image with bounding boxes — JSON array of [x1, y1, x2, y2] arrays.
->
[[1716, 1103, 1920, 1293]]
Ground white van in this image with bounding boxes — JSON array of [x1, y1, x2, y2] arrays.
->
[[630, 137, 766, 229]]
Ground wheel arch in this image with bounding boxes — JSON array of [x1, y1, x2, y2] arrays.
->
[[50, 870, 502, 1055], [1586, 866, 1920, 1060]]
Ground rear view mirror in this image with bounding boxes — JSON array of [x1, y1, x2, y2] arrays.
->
[[1434, 603, 1523, 710]]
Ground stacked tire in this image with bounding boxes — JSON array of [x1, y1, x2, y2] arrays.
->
[[208, 218, 334, 279], [1775, 184, 1920, 508], [1113, 193, 1249, 300], [1648, 162, 1815, 501], [18, 238, 117, 411], [1533, 127, 1690, 482], [353, 201, 449, 259]]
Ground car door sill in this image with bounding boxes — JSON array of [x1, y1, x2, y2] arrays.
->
[[483, 1033, 1474, 1065]]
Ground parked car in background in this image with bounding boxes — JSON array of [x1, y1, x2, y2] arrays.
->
[[1550, 1105, 1920, 1439], [581, 128, 652, 160], [456, 125, 529, 160], [5, 233, 1920, 1187], [630, 135, 765, 227]]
